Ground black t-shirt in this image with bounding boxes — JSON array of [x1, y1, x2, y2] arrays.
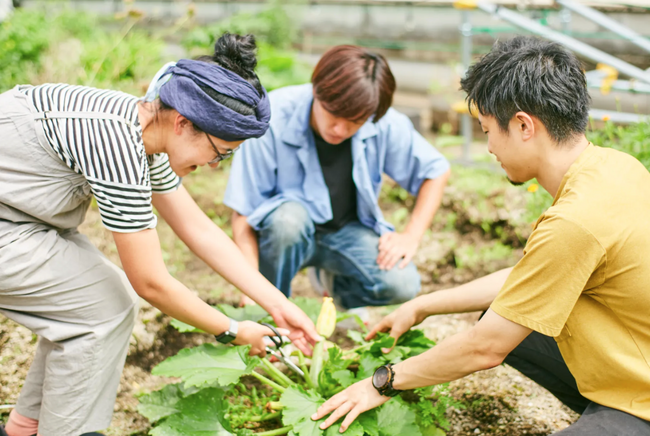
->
[[313, 131, 358, 232]]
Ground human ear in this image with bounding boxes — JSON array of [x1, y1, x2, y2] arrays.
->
[[173, 114, 192, 136], [514, 112, 535, 141]]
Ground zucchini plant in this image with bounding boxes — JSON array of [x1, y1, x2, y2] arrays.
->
[[137, 298, 460, 436]]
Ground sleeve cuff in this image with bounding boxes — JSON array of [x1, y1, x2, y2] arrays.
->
[[490, 302, 562, 337], [410, 159, 451, 195]]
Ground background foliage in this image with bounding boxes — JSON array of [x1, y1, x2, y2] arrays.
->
[[0, 9, 163, 94], [182, 0, 311, 91]]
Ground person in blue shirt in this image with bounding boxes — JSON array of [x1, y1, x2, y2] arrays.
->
[[224, 45, 450, 314]]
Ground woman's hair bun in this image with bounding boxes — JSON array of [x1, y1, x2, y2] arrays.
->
[[213, 32, 258, 81]]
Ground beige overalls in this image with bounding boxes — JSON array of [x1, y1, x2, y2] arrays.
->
[[0, 87, 139, 436]]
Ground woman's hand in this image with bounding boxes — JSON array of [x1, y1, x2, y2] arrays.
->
[[269, 300, 323, 357], [311, 378, 390, 432], [365, 300, 424, 351], [233, 321, 289, 357]]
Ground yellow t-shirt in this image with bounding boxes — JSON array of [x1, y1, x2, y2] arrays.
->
[[492, 144, 650, 420]]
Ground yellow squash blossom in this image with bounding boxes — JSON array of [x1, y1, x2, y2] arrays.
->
[[316, 297, 337, 339]]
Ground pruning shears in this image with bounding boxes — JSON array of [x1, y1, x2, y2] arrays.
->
[[260, 322, 305, 378]]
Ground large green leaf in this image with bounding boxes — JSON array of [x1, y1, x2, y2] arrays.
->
[[280, 386, 326, 436], [279, 386, 369, 436], [137, 383, 200, 422], [169, 318, 203, 333], [150, 388, 233, 436], [217, 304, 271, 323], [377, 399, 422, 436], [332, 370, 356, 388], [420, 426, 446, 436], [397, 329, 436, 356], [324, 420, 364, 436], [356, 354, 384, 380], [382, 346, 412, 364], [318, 347, 354, 393], [358, 411, 379, 436], [369, 333, 396, 355], [152, 344, 256, 388], [347, 330, 368, 345]]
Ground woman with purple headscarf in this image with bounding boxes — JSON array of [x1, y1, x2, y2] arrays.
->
[[0, 33, 320, 436]]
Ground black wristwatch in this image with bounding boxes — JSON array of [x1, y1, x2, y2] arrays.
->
[[372, 363, 401, 397], [215, 318, 238, 344]]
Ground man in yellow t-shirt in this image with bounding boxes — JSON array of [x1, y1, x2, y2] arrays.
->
[[312, 36, 650, 435]]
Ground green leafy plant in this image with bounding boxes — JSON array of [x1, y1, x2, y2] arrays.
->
[[588, 121, 650, 172], [183, 0, 294, 51], [139, 300, 460, 435], [182, 0, 310, 92], [0, 9, 51, 90], [0, 8, 163, 95]]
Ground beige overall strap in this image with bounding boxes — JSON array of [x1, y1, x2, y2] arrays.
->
[[33, 110, 138, 136]]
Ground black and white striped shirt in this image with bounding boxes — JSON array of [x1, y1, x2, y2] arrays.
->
[[19, 84, 181, 233]]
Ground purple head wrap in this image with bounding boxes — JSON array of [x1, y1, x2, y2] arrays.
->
[[158, 59, 271, 141]]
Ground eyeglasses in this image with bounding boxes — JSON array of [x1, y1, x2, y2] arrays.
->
[[206, 132, 239, 165]]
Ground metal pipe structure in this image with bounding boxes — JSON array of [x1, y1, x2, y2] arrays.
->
[[476, 2, 650, 84], [585, 70, 650, 94], [559, 6, 572, 34], [587, 79, 650, 94], [556, 0, 650, 55], [590, 109, 649, 124], [460, 9, 473, 162]]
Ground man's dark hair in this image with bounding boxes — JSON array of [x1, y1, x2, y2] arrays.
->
[[312, 45, 396, 123], [460, 36, 590, 144]]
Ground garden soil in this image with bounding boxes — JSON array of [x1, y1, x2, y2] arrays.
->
[[0, 165, 577, 435]]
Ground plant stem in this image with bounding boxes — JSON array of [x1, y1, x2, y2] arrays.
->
[[86, 18, 138, 87], [260, 357, 294, 387], [249, 411, 282, 422], [309, 341, 325, 388], [255, 425, 293, 436], [325, 386, 346, 397], [343, 343, 371, 356], [250, 371, 286, 393], [297, 350, 315, 389], [268, 401, 284, 411]]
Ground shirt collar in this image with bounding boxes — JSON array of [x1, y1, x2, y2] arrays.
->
[[552, 142, 596, 206], [282, 93, 314, 148]]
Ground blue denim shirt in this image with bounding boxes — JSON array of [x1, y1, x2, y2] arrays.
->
[[224, 84, 450, 235]]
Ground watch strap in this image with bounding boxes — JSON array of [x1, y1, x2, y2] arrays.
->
[[215, 318, 238, 344]]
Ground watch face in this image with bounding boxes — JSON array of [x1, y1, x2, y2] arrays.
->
[[373, 366, 389, 389]]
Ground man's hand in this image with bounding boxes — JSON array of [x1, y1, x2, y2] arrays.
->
[[312, 378, 390, 433], [376, 231, 419, 270], [270, 300, 323, 357], [365, 300, 424, 352]]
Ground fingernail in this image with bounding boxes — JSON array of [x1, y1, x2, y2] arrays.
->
[[311, 414, 317, 420], [319, 424, 326, 429], [381, 348, 390, 354]]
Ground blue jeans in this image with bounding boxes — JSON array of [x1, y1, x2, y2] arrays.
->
[[257, 202, 421, 309]]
